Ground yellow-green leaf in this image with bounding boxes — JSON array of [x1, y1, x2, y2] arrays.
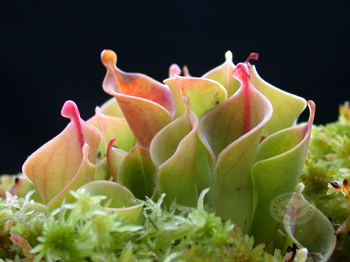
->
[[202, 51, 241, 97], [117, 144, 156, 200], [151, 95, 199, 208], [249, 101, 315, 244], [249, 64, 307, 136], [198, 63, 273, 227], [22, 101, 102, 208], [164, 75, 227, 118]]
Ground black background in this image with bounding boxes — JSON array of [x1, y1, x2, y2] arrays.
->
[[1, 1, 349, 174]]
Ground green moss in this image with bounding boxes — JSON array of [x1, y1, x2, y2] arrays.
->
[[1, 189, 284, 261], [301, 102, 350, 250]]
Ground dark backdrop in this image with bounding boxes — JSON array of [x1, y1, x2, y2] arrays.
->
[[1, 1, 349, 174]]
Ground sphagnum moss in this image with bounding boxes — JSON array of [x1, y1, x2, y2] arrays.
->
[[1, 189, 284, 261]]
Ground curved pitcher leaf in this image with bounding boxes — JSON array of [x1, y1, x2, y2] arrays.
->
[[202, 51, 241, 97], [47, 144, 96, 212], [249, 101, 315, 245], [248, 61, 307, 136], [150, 95, 199, 208], [198, 63, 273, 227], [99, 97, 125, 118], [195, 139, 213, 202], [107, 138, 128, 181], [22, 101, 102, 209], [101, 50, 175, 114], [78, 181, 144, 225], [284, 205, 336, 261], [117, 144, 156, 200], [88, 106, 135, 157], [101, 50, 174, 149], [164, 75, 227, 118], [95, 157, 111, 181], [118, 96, 172, 149]]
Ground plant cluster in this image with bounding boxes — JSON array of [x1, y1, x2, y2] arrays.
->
[[0, 50, 342, 261]]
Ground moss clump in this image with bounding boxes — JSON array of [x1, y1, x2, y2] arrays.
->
[[1, 189, 284, 261], [301, 102, 350, 250]]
